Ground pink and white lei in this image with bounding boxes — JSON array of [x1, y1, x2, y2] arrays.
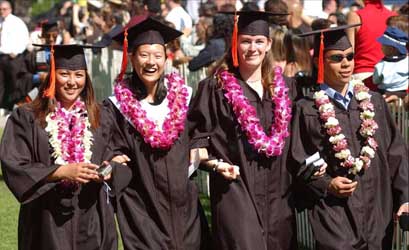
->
[[313, 80, 379, 175], [114, 72, 189, 149], [45, 99, 93, 187], [219, 66, 292, 157]]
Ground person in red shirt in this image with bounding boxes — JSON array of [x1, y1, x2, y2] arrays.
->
[[346, 0, 396, 90]]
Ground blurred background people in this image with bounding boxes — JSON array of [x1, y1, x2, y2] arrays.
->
[[0, 0, 29, 113], [347, 0, 396, 90]]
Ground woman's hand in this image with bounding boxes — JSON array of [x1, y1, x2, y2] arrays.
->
[[215, 162, 240, 181], [48, 163, 99, 184], [397, 203, 409, 216], [111, 154, 130, 165]]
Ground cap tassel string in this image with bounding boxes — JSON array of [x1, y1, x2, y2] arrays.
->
[[231, 12, 239, 68], [317, 32, 324, 85], [43, 44, 56, 98], [118, 28, 129, 82]]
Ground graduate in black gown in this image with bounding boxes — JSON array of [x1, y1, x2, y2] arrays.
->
[[103, 16, 208, 250], [11, 19, 60, 107], [291, 24, 409, 250], [188, 11, 308, 250], [0, 44, 117, 250]]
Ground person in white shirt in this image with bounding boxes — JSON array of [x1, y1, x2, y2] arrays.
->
[[316, 0, 337, 19], [165, 0, 193, 36], [0, 0, 29, 111]]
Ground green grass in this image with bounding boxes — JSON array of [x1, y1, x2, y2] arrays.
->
[[0, 128, 19, 250], [200, 194, 211, 226]]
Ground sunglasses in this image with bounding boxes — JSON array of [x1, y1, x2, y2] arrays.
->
[[326, 52, 354, 63]]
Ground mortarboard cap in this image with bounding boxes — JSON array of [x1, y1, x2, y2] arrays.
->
[[377, 26, 408, 55], [221, 11, 287, 37], [112, 15, 182, 81], [41, 18, 59, 34], [33, 44, 105, 98], [220, 11, 288, 67], [113, 15, 183, 52], [299, 23, 360, 84]]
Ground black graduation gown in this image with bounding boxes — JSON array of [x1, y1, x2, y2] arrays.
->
[[0, 106, 117, 250], [103, 98, 206, 250], [291, 91, 409, 250], [187, 75, 300, 250]]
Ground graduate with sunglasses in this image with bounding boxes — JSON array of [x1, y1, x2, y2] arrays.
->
[[291, 24, 409, 250]]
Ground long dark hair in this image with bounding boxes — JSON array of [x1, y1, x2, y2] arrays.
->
[[127, 71, 167, 105], [30, 72, 100, 129]]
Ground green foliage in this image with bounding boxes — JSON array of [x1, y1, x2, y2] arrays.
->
[[31, 0, 62, 17]]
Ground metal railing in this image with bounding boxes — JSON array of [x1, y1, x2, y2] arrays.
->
[[86, 47, 409, 250]]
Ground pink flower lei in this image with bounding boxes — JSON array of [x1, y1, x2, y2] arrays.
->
[[219, 66, 292, 157], [114, 72, 189, 149], [313, 80, 379, 176], [45, 99, 93, 189]]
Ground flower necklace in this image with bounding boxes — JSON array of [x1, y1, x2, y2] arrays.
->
[[313, 80, 379, 175], [114, 72, 189, 149], [219, 66, 292, 157], [45, 99, 93, 188]]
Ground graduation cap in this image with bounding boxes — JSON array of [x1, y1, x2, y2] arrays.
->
[[33, 44, 104, 98], [299, 23, 361, 84], [112, 15, 183, 81], [40, 18, 59, 34], [220, 11, 288, 67]]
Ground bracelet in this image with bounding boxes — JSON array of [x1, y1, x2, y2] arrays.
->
[[212, 159, 223, 172]]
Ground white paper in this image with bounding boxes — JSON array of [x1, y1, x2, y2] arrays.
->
[[188, 149, 201, 177], [305, 152, 321, 166], [313, 158, 325, 167]]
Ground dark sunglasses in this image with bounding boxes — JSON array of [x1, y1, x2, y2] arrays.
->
[[326, 52, 354, 63]]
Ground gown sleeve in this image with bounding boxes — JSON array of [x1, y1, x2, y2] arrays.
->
[[102, 99, 134, 196], [187, 77, 219, 150], [0, 108, 59, 204], [290, 100, 332, 201]]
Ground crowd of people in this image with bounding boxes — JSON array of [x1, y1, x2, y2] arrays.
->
[[0, 0, 408, 250]]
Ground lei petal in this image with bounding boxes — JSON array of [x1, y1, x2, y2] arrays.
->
[[114, 72, 189, 149], [45, 99, 93, 190], [220, 67, 291, 157], [313, 80, 378, 176]]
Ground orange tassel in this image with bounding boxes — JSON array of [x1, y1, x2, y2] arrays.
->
[[43, 44, 56, 98], [231, 13, 239, 68], [118, 28, 128, 82], [317, 32, 324, 85]]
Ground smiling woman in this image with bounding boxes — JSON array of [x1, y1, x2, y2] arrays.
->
[[55, 68, 86, 109], [103, 16, 210, 250], [188, 11, 301, 250], [0, 44, 118, 250]]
